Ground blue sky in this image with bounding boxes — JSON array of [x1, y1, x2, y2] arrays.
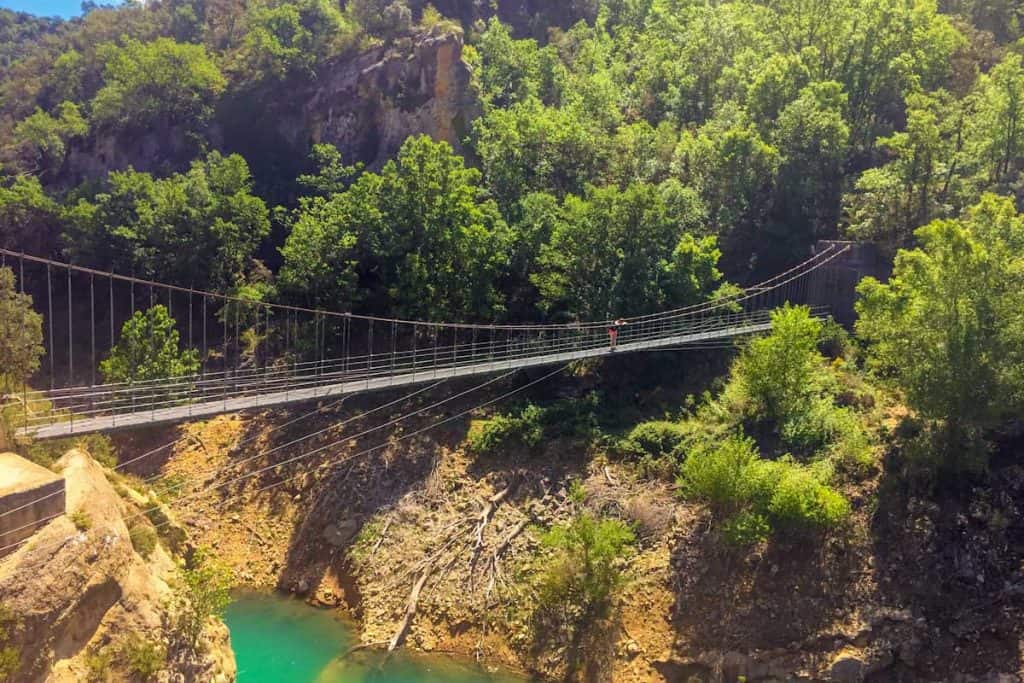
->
[[0, 0, 100, 18]]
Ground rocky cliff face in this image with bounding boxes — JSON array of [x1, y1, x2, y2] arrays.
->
[[0, 450, 235, 682], [306, 27, 479, 170], [63, 28, 479, 190]]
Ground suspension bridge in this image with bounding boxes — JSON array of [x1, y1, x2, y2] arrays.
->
[[1, 242, 861, 441]]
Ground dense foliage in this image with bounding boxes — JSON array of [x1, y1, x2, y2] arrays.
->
[[856, 194, 1024, 470], [174, 546, 233, 649], [101, 305, 200, 384], [0, 267, 44, 391], [0, 0, 1019, 324], [0, 0, 1021, 488]]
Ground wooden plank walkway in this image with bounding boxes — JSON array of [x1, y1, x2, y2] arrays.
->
[[25, 321, 770, 439]]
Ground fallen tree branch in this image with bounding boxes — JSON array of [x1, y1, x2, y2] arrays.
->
[[369, 518, 392, 558], [486, 517, 530, 601], [342, 639, 389, 658], [388, 567, 432, 652], [469, 486, 511, 580]]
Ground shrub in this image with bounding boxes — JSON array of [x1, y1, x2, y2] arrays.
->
[[721, 510, 771, 547], [780, 399, 873, 467], [84, 648, 112, 681], [678, 436, 849, 542], [818, 317, 856, 360], [466, 396, 599, 455], [70, 510, 92, 531], [121, 636, 164, 680], [175, 547, 233, 648], [678, 436, 760, 515], [767, 466, 850, 532], [76, 435, 118, 469], [732, 305, 832, 424], [0, 647, 17, 682], [536, 514, 635, 619], [0, 604, 19, 681], [627, 421, 689, 459], [129, 524, 158, 559]]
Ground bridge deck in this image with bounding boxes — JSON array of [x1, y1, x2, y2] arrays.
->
[[24, 321, 770, 439]]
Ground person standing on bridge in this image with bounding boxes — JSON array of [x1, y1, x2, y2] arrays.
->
[[608, 318, 627, 350]]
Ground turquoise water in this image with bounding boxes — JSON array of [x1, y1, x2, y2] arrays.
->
[[224, 592, 523, 683]]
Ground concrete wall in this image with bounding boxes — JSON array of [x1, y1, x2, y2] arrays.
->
[[0, 457, 65, 558]]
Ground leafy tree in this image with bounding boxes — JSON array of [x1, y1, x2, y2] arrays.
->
[[532, 513, 634, 677], [280, 135, 509, 319], [65, 152, 270, 289], [532, 182, 721, 320], [296, 143, 361, 197], [472, 98, 608, 211], [235, 0, 351, 81], [671, 107, 779, 241], [11, 101, 87, 175], [856, 194, 1024, 462], [0, 175, 62, 253], [475, 18, 541, 108], [770, 82, 849, 254], [606, 120, 678, 187], [731, 305, 831, 425], [174, 547, 233, 649], [100, 306, 199, 384], [347, 0, 412, 40], [90, 38, 226, 131], [844, 91, 962, 247], [964, 53, 1024, 190], [0, 267, 43, 392]]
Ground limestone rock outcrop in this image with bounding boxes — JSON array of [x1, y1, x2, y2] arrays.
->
[[307, 27, 479, 170], [0, 450, 235, 682]]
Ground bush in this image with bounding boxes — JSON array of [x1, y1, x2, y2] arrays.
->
[[732, 305, 832, 424], [84, 648, 112, 681], [129, 524, 158, 559], [76, 435, 118, 469], [767, 466, 850, 532], [780, 399, 873, 468], [818, 317, 856, 360], [721, 510, 771, 547], [530, 513, 634, 679], [466, 396, 599, 455], [70, 510, 92, 531], [0, 604, 19, 681], [175, 547, 233, 648], [678, 436, 849, 543], [535, 514, 635, 621], [627, 421, 689, 458], [466, 406, 543, 454], [23, 435, 116, 470], [121, 636, 165, 680], [0, 647, 17, 682], [678, 436, 760, 515]]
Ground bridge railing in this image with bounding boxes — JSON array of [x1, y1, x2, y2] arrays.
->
[[20, 304, 831, 434]]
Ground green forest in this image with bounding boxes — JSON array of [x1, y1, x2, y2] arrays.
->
[[0, 0, 1023, 502], [1, 0, 1023, 497]]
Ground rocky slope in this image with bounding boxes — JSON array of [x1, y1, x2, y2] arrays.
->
[[0, 449, 235, 682]]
